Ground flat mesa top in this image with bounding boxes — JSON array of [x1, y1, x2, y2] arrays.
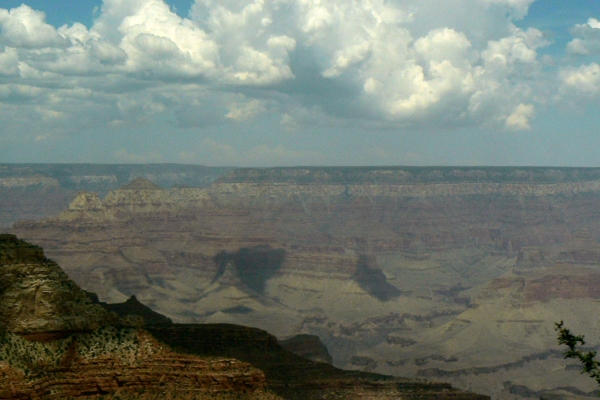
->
[[216, 166, 600, 185], [119, 177, 164, 190]]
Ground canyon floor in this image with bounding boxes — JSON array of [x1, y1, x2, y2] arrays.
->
[[5, 164, 600, 398]]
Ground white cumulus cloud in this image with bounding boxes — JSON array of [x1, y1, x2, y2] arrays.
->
[[505, 103, 534, 130], [560, 63, 600, 96], [567, 18, 600, 55], [226, 98, 266, 121], [0, 5, 68, 48], [0, 0, 561, 143]]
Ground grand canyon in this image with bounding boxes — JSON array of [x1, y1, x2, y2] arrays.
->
[[4, 164, 600, 399], [0, 232, 487, 399]]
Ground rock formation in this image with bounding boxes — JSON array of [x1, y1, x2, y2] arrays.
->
[[0, 234, 116, 339], [96, 295, 173, 326], [147, 323, 488, 400], [0, 163, 232, 228], [0, 328, 267, 399], [13, 166, 600, 398], [0, 234, 267, 399], [279, 334, 333, 364]]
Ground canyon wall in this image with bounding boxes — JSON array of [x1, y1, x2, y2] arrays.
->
[[0, 164, 231, 228]]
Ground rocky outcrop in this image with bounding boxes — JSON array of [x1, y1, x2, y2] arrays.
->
[[0, 235, 269, 399], [0, 328, 266, 399], [279, 334, 333, 364], [97, 295, 173, 325], [119, 177, 164, 191], [0, 234, 116, 337], [68, 192, 104, 211]]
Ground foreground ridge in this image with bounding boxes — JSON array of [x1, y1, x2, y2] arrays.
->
[[148, 323, 490, 400], [0, 234, 266, 399]]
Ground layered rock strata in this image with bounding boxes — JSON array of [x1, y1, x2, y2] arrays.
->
[[0, 235, 490, 399], [0, 328, 266, 399], [0, 163, 232, 228], [13, 167, 600, 398], [0, 234, 116, 338]]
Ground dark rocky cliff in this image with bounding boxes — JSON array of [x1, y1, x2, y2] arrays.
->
[[279, 334, 334, 364], [148, 324, 489, 400], [0, 235, 268, 399], [0, 234, 117, 338]]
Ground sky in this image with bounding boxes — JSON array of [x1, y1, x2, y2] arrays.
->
[[1, 0, 600, 167]]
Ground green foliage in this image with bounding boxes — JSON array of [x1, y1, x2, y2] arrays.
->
[[0, 328, 73, 376], [90, 388, 282, 399], [75, 326, 159, 365], [555, 321, 600, 386], [0, 326, 156, 378]]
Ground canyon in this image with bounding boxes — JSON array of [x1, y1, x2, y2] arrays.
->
[[0, 234, 486, 399], [7, 165, 600, 398]]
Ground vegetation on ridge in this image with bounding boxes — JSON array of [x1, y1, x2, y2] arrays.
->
[[0, 327, 160, 377], [88, 389, 281, 400]]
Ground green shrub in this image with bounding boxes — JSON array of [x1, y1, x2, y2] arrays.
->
[[555, 321, 600, 386]]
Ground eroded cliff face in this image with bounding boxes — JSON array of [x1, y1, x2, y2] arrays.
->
[[0, 234, 117, 337], [0, 163, 231, 228], [11, 167, 600, 399]]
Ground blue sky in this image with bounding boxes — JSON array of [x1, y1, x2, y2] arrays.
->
[[1, 0, 600, 166]]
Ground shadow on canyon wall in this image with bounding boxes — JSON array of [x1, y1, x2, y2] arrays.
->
[[354, 255, 401, 302], [213, 246, 286, 294]]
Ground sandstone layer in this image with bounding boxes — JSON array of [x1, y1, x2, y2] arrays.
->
[[11, 166, 600, 398]]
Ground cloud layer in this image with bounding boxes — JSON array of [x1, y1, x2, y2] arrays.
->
[[0, 0, 597, 165]]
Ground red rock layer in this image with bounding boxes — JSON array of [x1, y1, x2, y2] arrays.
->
[[475, 265, 600, 304], [524, 272, 600, 302], [0, 345, 264, 399]]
